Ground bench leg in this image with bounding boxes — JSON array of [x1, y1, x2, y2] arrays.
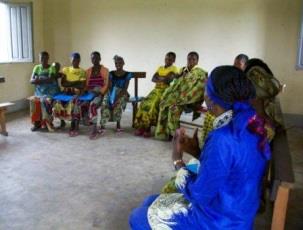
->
[[271, 185, 290, 230], [132, 102, 138, 128], [0, 108, 8, 136]]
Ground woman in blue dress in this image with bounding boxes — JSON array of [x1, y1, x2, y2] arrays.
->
[[129, 66, 270, 230], [100, 55, 132, 133]]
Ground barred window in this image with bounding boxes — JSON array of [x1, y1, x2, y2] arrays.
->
[[0, 2, 33, 63]]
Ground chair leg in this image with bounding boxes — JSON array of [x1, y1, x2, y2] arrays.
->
[[0, 108, 8, 136], [271, 185, 290, 230]]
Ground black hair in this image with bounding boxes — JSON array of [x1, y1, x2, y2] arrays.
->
[[166, 52, 176, 60], [235, 54, 249, 63], [188, 51, 199, 60], [211, 65, 256, 104], [91, 51, 101, 59], [71, 52, 81, 59], [244, 58, 273, 75], [39, 51, 49, 57], [113, 55, 124, 63]]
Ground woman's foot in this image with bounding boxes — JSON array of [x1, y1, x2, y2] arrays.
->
[[89, 125, 98, 140], [134, 128, 144, 136], [97, 127, 106, 136], [31, 121, 41, 131], [46, 121, 55, 132], [31, 125, 40, 132], [143, 128, 151, 138], [116, 128, 124, 135], [69, 130, 79, 137]]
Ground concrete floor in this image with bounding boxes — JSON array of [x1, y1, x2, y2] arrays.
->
[[0, 110, 302, 230]]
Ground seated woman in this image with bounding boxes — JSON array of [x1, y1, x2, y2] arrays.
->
[[100, 55, 132, 133], [129, 66, 270, 230], [134, 52, 179, 137], [233, 53, 249, 71], [245, 58, 283, 140], [154, 52, 207, 140], [61, 52, 87, 137], [86, 51, 109, 139], [30, 51, 60, 132]]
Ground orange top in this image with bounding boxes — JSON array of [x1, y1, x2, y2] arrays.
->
[[86, 65, 109, 95]]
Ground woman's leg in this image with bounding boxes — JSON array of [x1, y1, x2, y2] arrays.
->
[[135, 88, 164, 137], [40, 97, 54, 132], [116, 121, 121, 129], [100, 96, 111, 131], [167, 104, 184, 138], [30, 98, 42, 131], [112, 94, 127, 131], [89, 97, 102, 139], [70, 97, 82, 136], [154, 105, 169, 140]]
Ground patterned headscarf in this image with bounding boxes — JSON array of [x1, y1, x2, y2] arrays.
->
[[246, 66, 281, 100]]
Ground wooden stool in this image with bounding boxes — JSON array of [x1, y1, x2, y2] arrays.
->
[[0, 102, 14, 136]]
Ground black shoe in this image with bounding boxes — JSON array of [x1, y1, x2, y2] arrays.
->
[[31, 125, 40, 132]]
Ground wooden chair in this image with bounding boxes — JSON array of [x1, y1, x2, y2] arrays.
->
[[0, 102, 15, 136], [128, 72, 146, 127]]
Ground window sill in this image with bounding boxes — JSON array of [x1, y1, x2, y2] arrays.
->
[[0, 60, 34, 64]]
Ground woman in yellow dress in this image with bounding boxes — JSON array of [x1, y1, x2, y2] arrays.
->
[[134, 52, 179, 137], [60, 52, 86, 137]]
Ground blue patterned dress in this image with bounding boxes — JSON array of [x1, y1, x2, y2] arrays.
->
[[129, 106, 269, 230]]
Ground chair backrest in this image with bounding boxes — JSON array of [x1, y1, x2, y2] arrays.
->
[[131, 72, 146, 98]]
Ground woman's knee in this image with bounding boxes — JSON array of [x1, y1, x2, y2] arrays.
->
[[129, 207, 150, 230]]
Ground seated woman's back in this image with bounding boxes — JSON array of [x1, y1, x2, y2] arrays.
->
[[197, 121, 267, 228]]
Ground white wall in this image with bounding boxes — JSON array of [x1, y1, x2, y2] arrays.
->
[[2, 0, 303, 115]]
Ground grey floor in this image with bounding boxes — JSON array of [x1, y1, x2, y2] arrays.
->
[[0, 110, 302, 230]]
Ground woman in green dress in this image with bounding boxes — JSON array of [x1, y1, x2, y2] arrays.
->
[[134, 52, 179, 137], [154, 52, 207, 140]]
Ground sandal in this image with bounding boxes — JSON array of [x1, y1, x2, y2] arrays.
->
[[97, 128, 106, 136], [116, 128, 124, 135], [89, 127, 98, 140], [69, 130, 79, 137], [89, 132, 98, 140]]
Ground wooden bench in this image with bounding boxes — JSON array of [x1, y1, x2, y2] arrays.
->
[[27, 72, 147, 128], [128, 72, 146, 127], [0, 102, 15, 136], [267, 100, 294, 230]]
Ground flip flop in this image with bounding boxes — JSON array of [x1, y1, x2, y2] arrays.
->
[[69, 130, 79, 137], [89, 131, 98, 140], [116, 128, 124, 135], [97, 128, 106, 136]]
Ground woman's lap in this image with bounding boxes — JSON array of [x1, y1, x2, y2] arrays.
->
[[129, 194, 159, 230]]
